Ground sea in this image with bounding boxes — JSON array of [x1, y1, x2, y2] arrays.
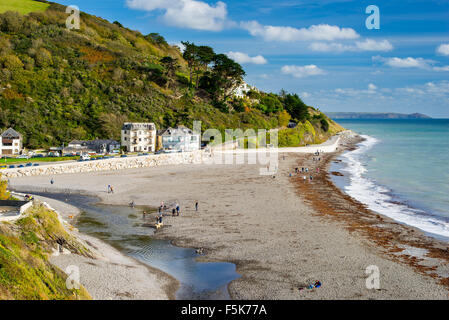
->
[[330, 119, 449, 242]]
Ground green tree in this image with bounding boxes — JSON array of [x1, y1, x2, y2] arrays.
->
[[282, 93, 309, 122], [181, 41, 198, 87], [209, 54, 245, 101], [160, 56, 179, 89]]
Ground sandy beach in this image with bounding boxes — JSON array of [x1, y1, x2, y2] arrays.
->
[[8, 134, 449, 299]]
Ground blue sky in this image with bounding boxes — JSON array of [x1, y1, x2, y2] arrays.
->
[[56, 0, 449, 117]]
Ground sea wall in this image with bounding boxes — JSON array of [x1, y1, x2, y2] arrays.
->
[[1, 151, 203, 179]]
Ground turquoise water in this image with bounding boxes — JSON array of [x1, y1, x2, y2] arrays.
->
[[331, 119, 449, 241]]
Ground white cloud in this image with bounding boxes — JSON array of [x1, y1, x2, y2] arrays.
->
[[355, 39, 393, 52], [368, 83, 377, 91], [309, 42, 353, 52], [126, 0, 228, 31], [241, 20, 359, 42], [226, 51, 267, 65], [281, 65, 326, 78], [373, 56, 434, 69], [333, 84, 378, 96], [433, 66, 449, 72], [309, 39, 393, 53], [436, 44, 449, 56]]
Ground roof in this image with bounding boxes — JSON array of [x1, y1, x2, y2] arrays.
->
[[1, 128, 22, 139], [68, 139, 120, 147], [122, 122, 156, 131], [160, 126, 195, 136]]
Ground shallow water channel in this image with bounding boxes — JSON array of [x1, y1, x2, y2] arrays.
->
[[36, 192, 240, 300]]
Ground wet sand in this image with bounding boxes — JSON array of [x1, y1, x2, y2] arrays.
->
[[9, 135, 449, 299]]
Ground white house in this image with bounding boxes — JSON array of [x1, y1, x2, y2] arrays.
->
[[0, 128, 23, 156], [160, 126, 200, 152], [232, 82, 259, 99], [121, 123, 157, 153]]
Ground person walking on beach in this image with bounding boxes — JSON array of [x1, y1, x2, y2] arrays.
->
[[107, 185, 111, 194], [303, 175, 307, 182], [195, 201, 199, 212], [110, 185, 114, 194], [176, 203, 180, 216], [51, 178, 54, 185], [172, 208, 176, 217]]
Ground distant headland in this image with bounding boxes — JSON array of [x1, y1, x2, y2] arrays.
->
[[326, 112, 432, 119]]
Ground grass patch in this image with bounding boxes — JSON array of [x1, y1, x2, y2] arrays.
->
[[0, 203, 92, 300], [0, 0, 49, 14], [0, 156, 78, 165]]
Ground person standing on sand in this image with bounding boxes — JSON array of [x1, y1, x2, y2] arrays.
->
[[176, 203, 180, 216], [107, 185, 111, 194], [110, 185, 114, 194], [195, 201, 199, 212], [303, 175, 307, 182]]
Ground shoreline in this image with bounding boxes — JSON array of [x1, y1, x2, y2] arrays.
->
[[296, 134, 449, 289], [7, 132, 449, 299]]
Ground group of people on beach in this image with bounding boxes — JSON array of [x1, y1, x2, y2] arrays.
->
[[141, 200, 199, 228]]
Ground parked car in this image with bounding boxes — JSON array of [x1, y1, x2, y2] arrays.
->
[[18, 165, 24, 168], [32, 154, 44, 158], [25, 163, 33, 167], [17, 155, 29, 159], [8, 165, 15, 169], [33, 163, 40, 167], [0, 165, 7, 170], [120, 154, 128, 158], [79, 154, 91, 161]]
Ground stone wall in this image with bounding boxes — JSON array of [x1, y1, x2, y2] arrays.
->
[[1, 151, 203, 178]]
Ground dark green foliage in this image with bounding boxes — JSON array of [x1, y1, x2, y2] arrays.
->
[[258, 94, 283, 114], [112, 21, 123, 28], [320, 118, 329, 132], [145, 33, 167, 46], [281, 93, 309, 122]]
